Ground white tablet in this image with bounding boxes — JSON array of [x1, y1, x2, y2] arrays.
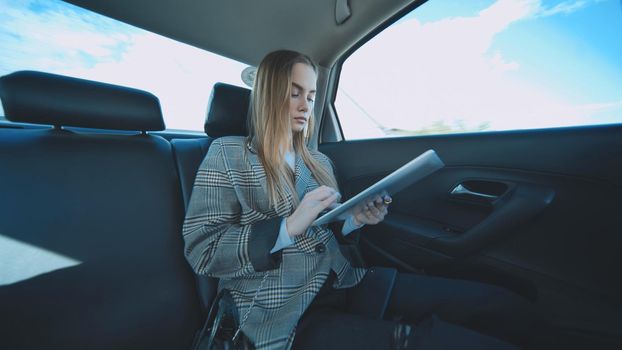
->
[[312, 149, 444, 226]]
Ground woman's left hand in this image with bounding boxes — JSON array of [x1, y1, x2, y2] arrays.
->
[[352, 194, 390, 226]]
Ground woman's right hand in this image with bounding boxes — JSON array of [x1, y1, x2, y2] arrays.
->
[[286, 185, 340, 237]]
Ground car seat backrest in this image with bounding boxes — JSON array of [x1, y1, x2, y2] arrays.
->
[[171, 82, 251, 311], [0, 71, 202, 350], [172, 82, 252, 209]]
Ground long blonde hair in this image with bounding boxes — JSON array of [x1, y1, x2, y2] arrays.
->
[[248, 50, 338, 207]]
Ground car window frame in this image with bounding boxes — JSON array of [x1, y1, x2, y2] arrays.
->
[[321, 0, 429, 143]]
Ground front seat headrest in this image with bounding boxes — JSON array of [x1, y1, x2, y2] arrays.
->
[[204, 82, 251, 138]]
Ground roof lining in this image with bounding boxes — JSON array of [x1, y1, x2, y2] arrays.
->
[[64, 0, 416, 67]]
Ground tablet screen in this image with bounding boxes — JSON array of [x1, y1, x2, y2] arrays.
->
[[312, 149, 444, 226]]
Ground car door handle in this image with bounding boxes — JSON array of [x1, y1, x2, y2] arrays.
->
[[434, 182, 555, 257], [450, 183, 498, 200], [373, 180, 553, 260], [449, 180, 510, 205]]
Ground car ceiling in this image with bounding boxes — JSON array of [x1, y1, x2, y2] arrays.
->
[[64, 0, 419, 68]]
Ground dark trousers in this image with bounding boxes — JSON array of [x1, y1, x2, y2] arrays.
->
[[292, 269, 550, 350]]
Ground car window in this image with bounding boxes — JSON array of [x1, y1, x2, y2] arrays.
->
[[335, 0, 622, 140], [0, 0, 248, 131]]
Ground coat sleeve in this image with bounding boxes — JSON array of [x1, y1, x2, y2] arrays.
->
[[182, 139, 282, 278]]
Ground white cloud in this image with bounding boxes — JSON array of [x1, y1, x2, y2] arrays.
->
[[478, 0, 539, 28], [489, 51, 520, 72], [0, 1, 133, 74], [535, 0, 605, 17]]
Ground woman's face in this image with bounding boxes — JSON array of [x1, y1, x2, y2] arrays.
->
[[289, 63, 316, 134]]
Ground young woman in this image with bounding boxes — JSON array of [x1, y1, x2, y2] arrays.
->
[[183, 50, 545, 350]]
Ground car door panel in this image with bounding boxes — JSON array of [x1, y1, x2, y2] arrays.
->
[[344, 167, 555, 258], [319, 124, 622, 342]]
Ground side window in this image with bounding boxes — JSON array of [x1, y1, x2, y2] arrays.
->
[[335, 0, 622, 140]]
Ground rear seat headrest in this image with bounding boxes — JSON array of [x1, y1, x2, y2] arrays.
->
[[0, 71, 165, 131], [204, 82, 251, 137]]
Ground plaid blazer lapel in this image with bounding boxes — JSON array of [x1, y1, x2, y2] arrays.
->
[[293, 154, 334, 249], [294, 153, 316, 199], [247, 140, 315, 201]]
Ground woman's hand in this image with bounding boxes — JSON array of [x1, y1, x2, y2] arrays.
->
[[352, 194, 390, 226], [286, 185, 341, 237]]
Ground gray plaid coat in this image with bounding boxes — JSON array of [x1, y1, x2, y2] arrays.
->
[[183, 136, 367, 350]]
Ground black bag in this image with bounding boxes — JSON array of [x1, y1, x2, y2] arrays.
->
[[192, 289, 255, 350]]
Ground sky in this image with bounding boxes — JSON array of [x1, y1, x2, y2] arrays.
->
[[0, 0, 621, 136]]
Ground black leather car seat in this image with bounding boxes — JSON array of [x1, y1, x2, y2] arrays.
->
[[0, 71, 202, 350]]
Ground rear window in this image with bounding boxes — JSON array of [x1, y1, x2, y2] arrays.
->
[[0, 0, 248, 131]]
